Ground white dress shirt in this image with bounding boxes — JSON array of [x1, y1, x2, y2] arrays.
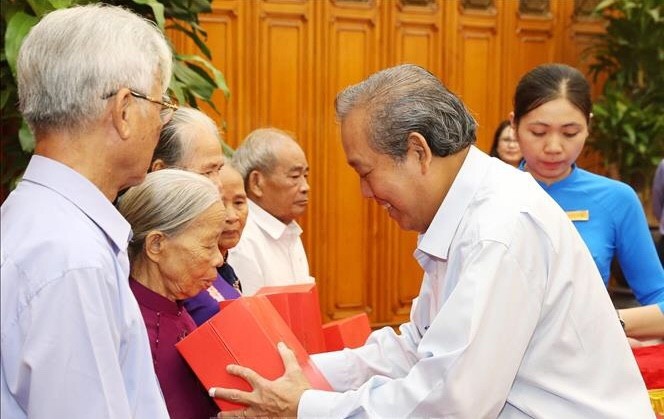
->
[[228, 200, 313, 295], [299, 147, 652, 418], [1, 156, 168, 419]]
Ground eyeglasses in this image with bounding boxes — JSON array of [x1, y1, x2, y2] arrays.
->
[[129, 90, 179, 124], [102, 88, 179, 124]]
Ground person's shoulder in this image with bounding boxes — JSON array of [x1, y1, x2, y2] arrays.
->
[[467, 166, 548, 242], [574, 168, 638, 199], [575, 167, 623, 187], [2, 192, 118, 276], [236, 214, 275, 246]]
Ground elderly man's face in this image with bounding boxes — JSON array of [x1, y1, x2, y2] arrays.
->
[[256, 139, 310, 225], [180, 125, 225, 193], [341, 109, 430, 232], [158, 201, 226, 300]]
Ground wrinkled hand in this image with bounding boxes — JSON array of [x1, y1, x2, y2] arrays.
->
[[210, 342, 312, 418]]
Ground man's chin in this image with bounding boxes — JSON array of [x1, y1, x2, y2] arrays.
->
[[393, 214, 423, 233]]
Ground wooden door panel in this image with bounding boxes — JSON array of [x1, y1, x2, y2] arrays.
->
[[199, 0, 244, 145], [317, 0, 380, 322]]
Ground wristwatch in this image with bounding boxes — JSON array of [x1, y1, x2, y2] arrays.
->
[[616, 310, 625, 330]]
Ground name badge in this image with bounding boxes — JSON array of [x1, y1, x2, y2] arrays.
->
[[566, 210, 590, 221]]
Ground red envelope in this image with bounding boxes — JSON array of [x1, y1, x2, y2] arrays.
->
[[255, 284, 327, 354], [323, 312, 372, 352], [176, 295, 332, 411]]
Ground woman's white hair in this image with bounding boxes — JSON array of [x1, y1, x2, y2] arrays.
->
[[117, 169, 221, 261], [17, 4, 173, 133], [152, 107, 221, 168]]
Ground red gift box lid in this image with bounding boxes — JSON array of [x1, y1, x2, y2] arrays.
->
[[176, 295, 332, 411], [323, 312, 371, 352], [256, 284, 327, 354]]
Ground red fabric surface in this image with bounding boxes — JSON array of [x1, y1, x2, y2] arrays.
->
[[632, 343, 664, 389]]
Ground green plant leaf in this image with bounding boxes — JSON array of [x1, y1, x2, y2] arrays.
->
[[624, 124, 636, 145], [176, 53, 229, 97], [173, 61, 214, 96], [167, 20, 211, 58], [595, 0, 617, 13], [18, 120, 35, 153], [5, 12, 39, 77], [25, 0, 53, 17], [130, 0, 165, 30], [47, 0, 77, 10], [0, 88, 10, 109]]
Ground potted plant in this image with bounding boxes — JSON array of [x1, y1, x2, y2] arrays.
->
[[586, 0, 664, 198], [1, 0, 229, 198]]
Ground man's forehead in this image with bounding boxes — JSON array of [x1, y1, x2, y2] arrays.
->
[[274, 141, 307, 164]]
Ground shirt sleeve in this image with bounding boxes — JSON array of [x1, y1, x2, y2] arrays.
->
[[298, 240, 543, 418], [309, 323, 423, 392], [653, 160, 664, 221], [613, 184, 664, 305], [1, 266, 164, 419]]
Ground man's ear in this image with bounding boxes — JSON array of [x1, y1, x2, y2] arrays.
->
[[144, 231, 165, 263], [111, 88, 133, 140], [248, 170, 264, 198], [408, 132, 432, 174], [151, 159, 167, 172]]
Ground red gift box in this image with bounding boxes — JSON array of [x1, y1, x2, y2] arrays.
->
[[632, 343, 664, 389], [323, 313, 371, 352], [176, 295, 332, 411], [255, 284, 327, 354]]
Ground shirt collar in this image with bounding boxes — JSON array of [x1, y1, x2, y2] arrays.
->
[[518, 160, 578, 190], [21, 155, 131, 251], [247, 199, 302, 240], [417, 146, 487, 261], [129, 278, 185, 315]]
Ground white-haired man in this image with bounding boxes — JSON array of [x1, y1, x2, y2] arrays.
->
[[228, 128, 313, 295], [1, 5, 175, 418]]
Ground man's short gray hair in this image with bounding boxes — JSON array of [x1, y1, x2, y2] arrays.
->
[[117, 169, 221, 261], [18, 4, 172, 133], [152, 107, 221, 168], [335, 64, 477, 161], [231, 128, 294, 181]]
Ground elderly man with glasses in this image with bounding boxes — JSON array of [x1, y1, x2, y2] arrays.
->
[[1, 5, 176, 418]]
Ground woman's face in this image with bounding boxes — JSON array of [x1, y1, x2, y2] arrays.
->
[[218, 166, 248, 251], [158, 202, 226, 300], [495, 125, 522, 166], [514, 98, 588, 185]]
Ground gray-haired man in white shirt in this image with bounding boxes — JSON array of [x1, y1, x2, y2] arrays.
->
[[210, 64, 652, 418], [228, 128, 314, 295]]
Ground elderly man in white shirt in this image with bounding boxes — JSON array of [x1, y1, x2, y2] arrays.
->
[[209, 64, 653, 418], [228, 128, 313, 295], [1, 5, 174, 418]]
